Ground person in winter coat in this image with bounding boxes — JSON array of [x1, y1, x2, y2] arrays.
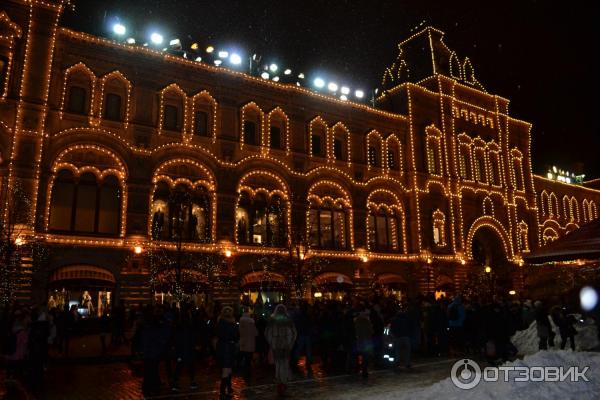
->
[[354, 308, 374, 378], [171, 303, 198, 392], [5, 310, 30, 381], [265, 304, 297, 396], [447, 296, 466, 355], [390, 307, 412, 369], [216, 306, 238, 398], [292, 302, 314, 372], [551, 306, 577, 350], [534, 301, 553, 350], [238, 309, 258, 378]]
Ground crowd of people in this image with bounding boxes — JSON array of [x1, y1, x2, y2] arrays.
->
[[1, 293, 598, 398]]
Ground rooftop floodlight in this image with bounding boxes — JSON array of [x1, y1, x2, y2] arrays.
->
[[327, 82, 338, 92], [314, 77, 325, 88], [273, 76, 280, 82], [169, 38, 181, 47], [206, 45, 214, 53], [296, 82, 301, 86], [113, 23, 126, 36], [269, 63, 278, 72], [229, 53, 242, 65], [191, 42, 199, 50], [340, 95, 348, 101], [218, 50, 229, 58], [261, 71, 270, 79], [126, 37, 136, 44], [284, 68, 292, 75], [355, 89, 364, 98], [298, 73, 305, 79], [195, 56, 202, 62], [150, 32, 163, 45], [341, 86, 350, 95], [214, 59, 222, 66]]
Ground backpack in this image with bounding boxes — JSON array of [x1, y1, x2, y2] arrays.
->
[[448, 304, 459, 321]]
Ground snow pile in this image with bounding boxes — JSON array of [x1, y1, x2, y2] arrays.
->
[[367, 350, 600, 400], [511, 317, 599, 355]]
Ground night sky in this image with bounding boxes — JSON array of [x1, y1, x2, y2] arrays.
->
[[62, 0, 600, 179]]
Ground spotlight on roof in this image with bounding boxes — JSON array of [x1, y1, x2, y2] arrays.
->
[[269, 63, 278, 72], [355, 89, 364, 99], [218, 50, 229, 58], [169, 38, 181, 47], [261, 72, 270, 79], [296, 82, 301, 86], [229, 53, 242, 65], [214, 59, 222, 66], [314, 77, 325, 88], [206, 46, 214, 53], [298, 73, 305, 79], [327, 82, 338, 92], [195, 56, 202, 62], [113, 23, 126, 36], [126, 37, 136, 44], [284, 69, 292, 75], [341, 86, 350, 95], [150, 32, 163, 45], [340, 95, 348, 101], [273, 76, 280, 82], [190, 42, 199, 50]]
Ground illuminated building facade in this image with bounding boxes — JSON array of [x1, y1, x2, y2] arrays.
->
[[2, 0, 600, 306]]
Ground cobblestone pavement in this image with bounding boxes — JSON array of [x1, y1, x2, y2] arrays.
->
[[2, 357, 456, 400]]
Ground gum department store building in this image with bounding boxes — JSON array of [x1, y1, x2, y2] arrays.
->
[[2, 0, 600, 311]]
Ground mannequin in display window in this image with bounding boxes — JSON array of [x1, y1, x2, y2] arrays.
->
[[82, 290, 94, 315]]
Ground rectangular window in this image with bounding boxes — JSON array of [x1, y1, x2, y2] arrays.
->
[[163, 104, 179, 131], [49, 181, 74, 231], [67, 86, 87, 114], [387, 149, 396, 170], [334, 138, 344, 160], [104, 93, 122, 121], [333, 210, 346, 248], [312, 135, 322, 156], [376, 215, 388, 249], [368, 214, 377, 249], [244, 121, 257, 145], [319, 210, 333, 248], [74, 184, 97, 233], [270, 126, 281, 149], [194, 111, 208, 136]]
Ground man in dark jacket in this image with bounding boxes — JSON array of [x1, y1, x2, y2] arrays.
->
[[390, 307, 412, 369], [354, 308, 373, 378]]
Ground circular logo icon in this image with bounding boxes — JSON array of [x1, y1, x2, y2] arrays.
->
[[451, 358, 481, 390]]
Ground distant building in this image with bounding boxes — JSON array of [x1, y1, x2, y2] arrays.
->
[[1, 0, 599, 309]]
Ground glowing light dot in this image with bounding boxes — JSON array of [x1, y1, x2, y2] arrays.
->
[[134, 246, 143, 254], [580, 286, 598, 311], [355, 89, 364, 98], [218, 50, 229, 58], [214, 59, 222, 66], [206, 46, 214, 53], [272, 76, 280, 82], [150, 33, 163, 45], [260, 72, 270, 79], [327, 82, 338, 92], [113, 23, 126, 36], [314, 78, 325, 88], [341, 86, 350, 95], [284, 69, 292, 75], [229, 53, 242, 65], [269, 63, 278, 72]]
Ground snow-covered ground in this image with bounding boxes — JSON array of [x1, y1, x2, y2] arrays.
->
[[353, 350, 600, 400], [511, 317, 599, 355]]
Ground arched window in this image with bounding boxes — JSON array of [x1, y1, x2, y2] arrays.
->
[[240, 102, 263, 148], [159, 84, 186, 133], [331, 123, 350, 163], [541, 191, 549, 216], [191, 91, 217, 139], [49, 171, 121, 236], [309, 117, 327, 157], [473, 143, 487, 183], [235, 172, 288, 247], [99, 72, 131, 123], [366, 130, 382, 169], [425, 126, 442, 175], [61, 63, 95, 117], [549, 193, 559, 218], [563, 196, 571, 221], [488, 146, 502, 186], [543, 228, 559, 245], [368, 206, 402, 252], [482, 196, 494, 216], [591, 201, 598, 220], [570, 197, 579, 222], [457, 135, 472, 179], [583, 199, 589, 222], [386, 135, 402, 172], [517, 221, 529, 252], [511, 150, 525, 191], [432, 209, 446, 246], [307, 183, 351, 250], [266, 107, 289, 152], [151, 183, 212, 243]]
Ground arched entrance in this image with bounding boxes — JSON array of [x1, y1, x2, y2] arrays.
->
[[152, 269, 211, 306], [468, 224, 512, 297], [375, 273, 407, 300], [48, 265, 116, 317], [313, 272, 353, 301], [240, 271, 287, 305]]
